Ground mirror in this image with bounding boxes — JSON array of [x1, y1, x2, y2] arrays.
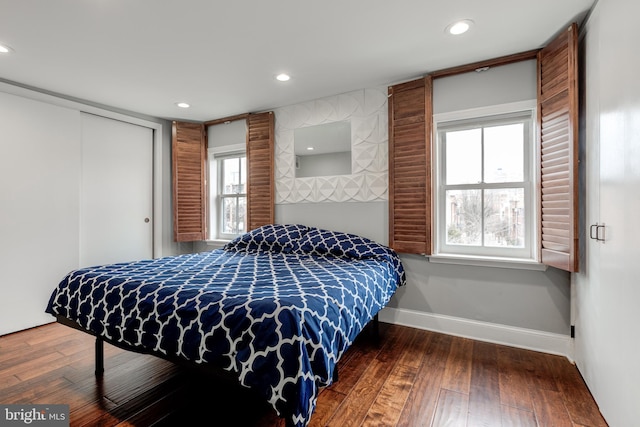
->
[[294, 121, 351, 178]]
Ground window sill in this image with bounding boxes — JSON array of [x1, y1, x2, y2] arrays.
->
[[427, 254, 547, 271], [204, 239, 230, 249]]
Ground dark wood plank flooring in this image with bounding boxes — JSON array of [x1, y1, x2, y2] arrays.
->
[[0, 322, 607, 426]]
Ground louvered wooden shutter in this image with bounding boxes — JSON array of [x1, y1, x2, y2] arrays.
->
[[537, 23, 579, 272], [172, 121, 206, 242], [246, 112, 274, 230], [388, 76, 432, 254]]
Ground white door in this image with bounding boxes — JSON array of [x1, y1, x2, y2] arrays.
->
[[573, 9, 602, 373], [575, 7, 610, 405], [574, 2, 640, 424], [80, 113, 153, 267]]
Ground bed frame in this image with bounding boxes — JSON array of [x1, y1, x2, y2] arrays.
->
[[56, 313, 380, 381]]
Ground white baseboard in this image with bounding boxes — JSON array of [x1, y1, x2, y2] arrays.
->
[[378, 307, 574, 362]]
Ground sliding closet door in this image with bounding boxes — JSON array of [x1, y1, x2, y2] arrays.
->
[[0, 92, 80, 335], [80, 113, 153, 267]]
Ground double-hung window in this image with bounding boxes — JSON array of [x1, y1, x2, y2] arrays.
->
[[389, 27, 577, 271], [433, 102, 536, 261], [210, 152, 247, 240], [173, 112, 274, 243]]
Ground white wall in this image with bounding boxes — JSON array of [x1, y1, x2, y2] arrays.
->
[[575, 0, 640, 424], [275, 88, 388, 204], [0, 82, 179, 335]]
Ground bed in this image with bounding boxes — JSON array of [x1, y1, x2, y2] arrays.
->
[[45, 224, 406, 427]]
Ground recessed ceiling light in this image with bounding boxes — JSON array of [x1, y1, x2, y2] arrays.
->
[[176, 102, 190, 108], [306, 146, 314, 151], [276, 73, 291, 82], [446, 19, 474, 35], [0, 43, 14, 54]]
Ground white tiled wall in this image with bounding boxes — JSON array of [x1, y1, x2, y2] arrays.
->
[[274, 87, 388, 204]]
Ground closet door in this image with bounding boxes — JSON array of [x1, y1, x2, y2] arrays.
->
[[574, 11, 601, 391], [0, 92, 80, 335], [80, 113, 153, 267]]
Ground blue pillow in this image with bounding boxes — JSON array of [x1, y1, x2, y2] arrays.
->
[[223, 224, 310, 253], [296, 228, 407, 286], [296, 228, 376, 257]]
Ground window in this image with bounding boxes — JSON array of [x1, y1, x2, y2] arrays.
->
[[210, 152, 247, 240], [173, 112, 274, 243], [434, 103, 535, 261], [388, 28, 577, 271]]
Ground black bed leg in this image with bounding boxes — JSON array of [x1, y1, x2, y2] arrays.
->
[[95, 337, 104, 376], [372, 313, 380, 344]]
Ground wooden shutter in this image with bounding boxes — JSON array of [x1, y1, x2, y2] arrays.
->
[[172, 121, 206, 242], [388, 76, 432, 254], [246, 112, 274, 230], [537, 23, 579, 272]]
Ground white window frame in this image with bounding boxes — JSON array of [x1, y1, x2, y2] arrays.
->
[[208, 144, 246, 241], [432, 100, 538, 265]]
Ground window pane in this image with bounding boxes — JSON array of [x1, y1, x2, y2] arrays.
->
[[222, 158, 242, 195], [446, 189, 482, 246], [484, 188, 525, 248], [484, 123, 524, 183], [222, 196, 244, 235], [240, 156, 247, 194], [445, 128, 481, 185], [237, 196, 246, 233]]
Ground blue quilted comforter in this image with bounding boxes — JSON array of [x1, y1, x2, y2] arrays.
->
[[45, 225, 405, 426]]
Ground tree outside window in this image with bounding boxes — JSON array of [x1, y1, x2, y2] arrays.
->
[[219, 155, 246, 237], [436, 109, 534, 260]]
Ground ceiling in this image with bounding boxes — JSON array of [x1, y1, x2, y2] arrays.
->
[[0, 0, 594, 123]]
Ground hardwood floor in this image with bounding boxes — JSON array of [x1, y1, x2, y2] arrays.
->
[[0, 322, 607, 426]]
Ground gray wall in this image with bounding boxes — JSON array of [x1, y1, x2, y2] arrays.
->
[[274, 60, 571, 337], [208, 119, 246, 149], [275, 202, 570, 335], [276, 202, 387, 244], [390, 256, 569, 333], [433, 59, 537, 114]]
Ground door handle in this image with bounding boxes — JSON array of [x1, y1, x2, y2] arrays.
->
[[144, 217, 150, 223], [589, 223, 605, 242]]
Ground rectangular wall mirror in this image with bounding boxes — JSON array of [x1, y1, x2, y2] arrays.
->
[[294, 121, 352, 178]]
